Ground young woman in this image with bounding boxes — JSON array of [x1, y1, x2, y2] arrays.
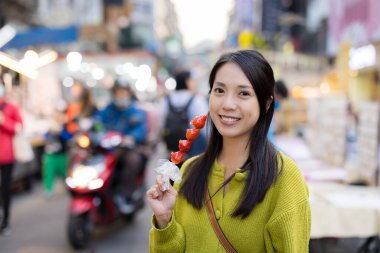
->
[[147, 50, 311, 252]]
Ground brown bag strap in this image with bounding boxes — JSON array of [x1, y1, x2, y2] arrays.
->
[[204, 188, 238, 253]]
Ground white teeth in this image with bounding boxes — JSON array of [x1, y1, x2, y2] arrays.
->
[[221, 116, 239, 122]]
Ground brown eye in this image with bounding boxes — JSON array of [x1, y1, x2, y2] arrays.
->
[[239, 91, 251, 96], [213, 87, 224, 94]]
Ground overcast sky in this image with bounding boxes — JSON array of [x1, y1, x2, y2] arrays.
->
[[171, 0, 234, 49]]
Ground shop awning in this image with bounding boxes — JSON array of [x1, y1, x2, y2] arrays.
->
[[0, 26, 79, 50]]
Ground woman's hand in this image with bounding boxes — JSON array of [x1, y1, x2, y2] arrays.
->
[[146, 175, 177, 229]]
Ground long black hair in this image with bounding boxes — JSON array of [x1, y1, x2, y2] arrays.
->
[[179, 50, 283, 218]]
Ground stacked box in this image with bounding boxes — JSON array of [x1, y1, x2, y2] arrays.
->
[[357, 102, 380, 186], [305, 97, 348, 166], [305, 98, 324, 159]]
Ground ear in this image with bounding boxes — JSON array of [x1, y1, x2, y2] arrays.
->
[[266, 96, 273, 112]]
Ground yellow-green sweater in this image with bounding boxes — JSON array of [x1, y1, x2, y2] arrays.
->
[[149, 154, 311, 253]]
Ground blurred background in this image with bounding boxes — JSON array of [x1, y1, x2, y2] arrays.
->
[[0, 0, 379, 252]]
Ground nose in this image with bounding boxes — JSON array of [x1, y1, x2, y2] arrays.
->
[[222, 94, 237, 110]]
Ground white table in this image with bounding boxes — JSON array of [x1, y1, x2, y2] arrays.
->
[[309, 182, 380, 239], [276, 135, 380, 239]]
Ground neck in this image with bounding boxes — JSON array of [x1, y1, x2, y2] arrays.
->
[[219, 136, 250, 175]]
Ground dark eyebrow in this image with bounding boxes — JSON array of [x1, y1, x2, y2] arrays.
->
[[214, 81, 253, 89], [214, 81, 226, 87]]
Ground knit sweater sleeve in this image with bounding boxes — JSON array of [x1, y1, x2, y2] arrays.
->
[[264, 155, 311, 252], [148, 157, 199, 252], [149, 212, 185, 253], [265, 199, 311, 253]]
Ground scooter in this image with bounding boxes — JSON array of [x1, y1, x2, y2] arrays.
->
[[65, 122, 147, 250]]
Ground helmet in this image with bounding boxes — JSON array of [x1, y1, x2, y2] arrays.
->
[[112, 78, 132, 93]]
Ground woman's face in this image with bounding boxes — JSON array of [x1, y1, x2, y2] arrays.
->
[[209, 63, 260, 141]]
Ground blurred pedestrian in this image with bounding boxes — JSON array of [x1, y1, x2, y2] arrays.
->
[[273, 80, 292, 134], [147, 50, 311, 252], [268, 80, 291, 144], [63, 81, 98, 138], [42, 107, 68, 199], [0, 81, 23, 235], [97, 79, 148, 211], [159, 70, 208, 164], [42, 83, 98, 198]]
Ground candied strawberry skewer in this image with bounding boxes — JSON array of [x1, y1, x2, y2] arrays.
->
[[170, 151, 186, 165], [156, 114, 207, 189], [191, 114, 207, 129], [186, 129, 200, 141], [170, 114, 207, 165], [179, 140, 192, 152]]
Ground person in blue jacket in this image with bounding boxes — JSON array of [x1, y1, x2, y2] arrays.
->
[[97, 79, 148, 210]]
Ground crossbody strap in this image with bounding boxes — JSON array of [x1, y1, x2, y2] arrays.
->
[[204, 188, 238, 253]]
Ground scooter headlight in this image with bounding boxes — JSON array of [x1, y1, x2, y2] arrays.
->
[[66, 163, 104, 190], [77, 135, 91, 148]]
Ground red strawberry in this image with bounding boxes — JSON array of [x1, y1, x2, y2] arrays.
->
[[186, 128, 200, 141], [171, 151, 185, 164], [178, 140, 192, 152], [191, 114, 207, 129]]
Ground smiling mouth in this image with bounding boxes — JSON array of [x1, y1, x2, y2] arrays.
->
[[220, 115, 240, 122]]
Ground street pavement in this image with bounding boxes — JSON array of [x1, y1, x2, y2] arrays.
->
[[1, 181, 153, 253], [0, 145, 165, 253], [0, 143, 376, 253]]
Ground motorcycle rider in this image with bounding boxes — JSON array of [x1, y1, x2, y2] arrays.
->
[[97, 78, 148, 213]]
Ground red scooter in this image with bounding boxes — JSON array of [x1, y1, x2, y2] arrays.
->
[[65, 125, 147, 250]]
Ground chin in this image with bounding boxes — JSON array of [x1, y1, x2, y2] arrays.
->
[[218, 130, 239, 138]]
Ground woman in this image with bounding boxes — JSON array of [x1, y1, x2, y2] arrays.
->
[[0, 82, 23, 235], [147, 50, 311, 252]]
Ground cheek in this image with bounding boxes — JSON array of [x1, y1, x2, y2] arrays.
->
[[209, 96, 219, 112], [246, 102, 260, 122], [208, 97, 219, 121]]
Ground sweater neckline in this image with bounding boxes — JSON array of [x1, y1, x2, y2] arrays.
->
[[213, 159, 248, 180]]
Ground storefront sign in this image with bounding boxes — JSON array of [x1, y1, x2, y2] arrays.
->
[[349, 44, 376, 70]]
